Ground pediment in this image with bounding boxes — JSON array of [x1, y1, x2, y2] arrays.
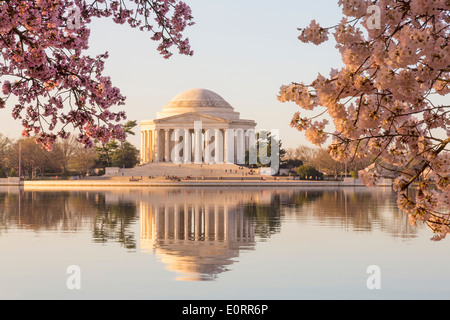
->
[[154, 112, 230, 124]]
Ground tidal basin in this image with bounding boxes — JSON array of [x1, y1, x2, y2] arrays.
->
[[1, 186, 450, 300]]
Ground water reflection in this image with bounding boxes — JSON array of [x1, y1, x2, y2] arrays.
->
[[138, 189, 271, 281], [0, 188, 139, 249], [0, 186, 418, 281], [282, 188, 415, 238], [141, 203, 256, 281]]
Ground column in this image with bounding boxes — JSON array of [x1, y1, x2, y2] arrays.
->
[[141, 131, 145, 163], [214, 129, 223, 164], [204, 129, 213, 164], [236, 129, 245, 165], [184, 129, 191, 164], [154, 129, 160, 162], [194, 127, 202, 164], [165, 129, 170, 162], [244, 132, 249, 152], [247, 129, 257, 166], [148, 130, 153, 163], [171, 129, 183, 164], [151, 130, 155, 162], [225, 129, 234, 164]]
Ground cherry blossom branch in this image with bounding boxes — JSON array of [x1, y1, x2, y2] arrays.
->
[[0, 0, 195, 150], [279, 0, 450, 239]]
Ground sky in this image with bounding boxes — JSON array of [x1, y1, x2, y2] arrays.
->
[[2, 0, 345, 150]]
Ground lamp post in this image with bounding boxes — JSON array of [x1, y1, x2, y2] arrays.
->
[[18, 141, 21, 182]]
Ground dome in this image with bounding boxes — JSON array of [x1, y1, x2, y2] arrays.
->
[[156, 88, 240, 120], [163, 89, 233, 110]]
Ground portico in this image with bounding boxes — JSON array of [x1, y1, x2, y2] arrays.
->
[[140, 89, 257, 165]]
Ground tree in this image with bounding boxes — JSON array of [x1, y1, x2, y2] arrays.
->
[[292, 145, 317, 165], [313, 147, 346, 179], [0, 0, 194, 151], [278, 1, 450, 239], [7, 138, 59, 177], [281, 147, 303, 169], [111, 141, 139, 168], [0, 133, 12, 173], [9, 168, 17, 177], [94, 120, 139, 168], [111, 120, 139, 168], [296, 165, 323, 180], [69, 145, 98, 175], [95, 140, 119, 168], [281, 158, 303, 169], [289, 145, 371, 178], [53, 136, 79, 175], [245, 130, 286, 170]]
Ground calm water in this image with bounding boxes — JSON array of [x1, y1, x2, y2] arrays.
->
[[0, 186, 449, 300]]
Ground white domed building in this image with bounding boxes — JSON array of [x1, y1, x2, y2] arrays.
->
[[140, 89, 257, 165]]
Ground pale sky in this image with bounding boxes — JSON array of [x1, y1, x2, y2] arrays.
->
[[2, 0, 345, 150]]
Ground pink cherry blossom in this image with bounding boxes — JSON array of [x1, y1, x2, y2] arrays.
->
[[0, 0, 194, 149], [279, 0, 450, 240]]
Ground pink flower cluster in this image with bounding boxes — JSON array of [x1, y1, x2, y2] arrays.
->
[[297, 20, 329, 45], [0, 0, 194, 150], [279, 0, 450, 239]]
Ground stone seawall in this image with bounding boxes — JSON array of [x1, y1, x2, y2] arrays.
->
[[19, 178, 394, 189], [0, 177, 22, 186]]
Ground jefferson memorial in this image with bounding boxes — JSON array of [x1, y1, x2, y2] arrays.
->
[[140, 89, 257, 165]]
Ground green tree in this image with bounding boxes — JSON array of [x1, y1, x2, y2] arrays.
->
[[281, 158, 303, 169], [297, 165, 323, 180], [113, 121, 139, 168], [122, 120, 138, 136], [95, 120, 139, 169], [111, 141, 140, 169], [95, 140, 119, 168], [9, 168, 17, 177], [245, 130, 286, 169]]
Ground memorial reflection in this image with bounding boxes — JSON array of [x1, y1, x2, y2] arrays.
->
[[140, 203, 256, 281], [138, 189, 265, 281], [0, 186, 419, 282]]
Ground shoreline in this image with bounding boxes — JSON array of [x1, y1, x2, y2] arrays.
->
[[0, 177, 394, 189]]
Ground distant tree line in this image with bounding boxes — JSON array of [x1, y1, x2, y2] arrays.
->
[[237, 131, 372, 179], [283, 145, 373, 180], [0, 121, 139, 179]]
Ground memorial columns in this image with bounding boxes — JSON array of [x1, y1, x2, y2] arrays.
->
[[141, 125, 256, 165], [184, 129, 191, 163], [154, 129, 161, 163], [194, 128, 202, 164], [214, 129, 223, 164], [164, 129, 170, 162]]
